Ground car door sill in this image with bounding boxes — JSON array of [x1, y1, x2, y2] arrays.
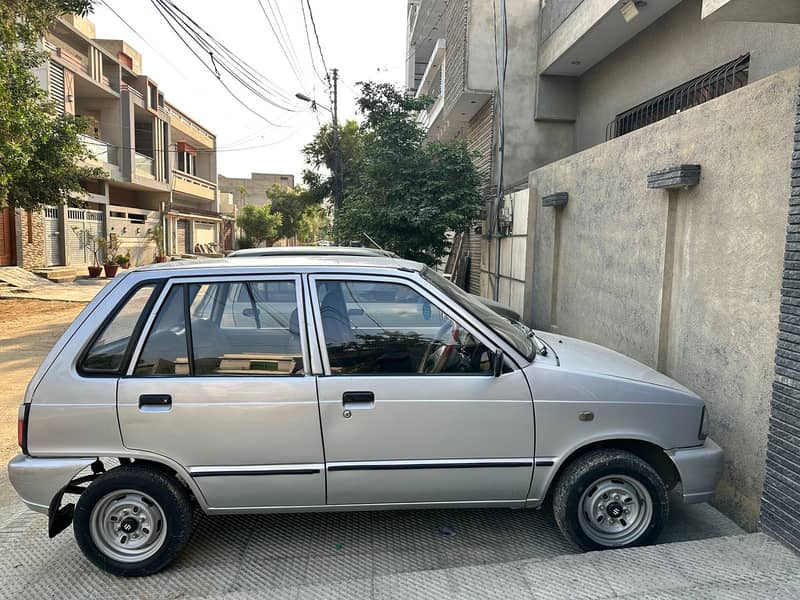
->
[[202, 499, 527, 514]]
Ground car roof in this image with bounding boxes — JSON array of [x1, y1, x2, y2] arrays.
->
[[130, 254, 424, 274], [228, 246, 399, 258]]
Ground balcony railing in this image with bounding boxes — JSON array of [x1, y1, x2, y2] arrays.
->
[[166, 106, 213, 140], [172, 170, 216, 202], [80, 134, 118, 165], [135, 153, 154, 178]]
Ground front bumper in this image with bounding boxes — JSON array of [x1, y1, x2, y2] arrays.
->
[[668, 437, 723, 504], [7, 454, 95, 514]]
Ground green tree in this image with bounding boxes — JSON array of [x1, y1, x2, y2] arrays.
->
[[235, 204, 282, 247], [1, 0, 106, 210], [297, 204, 330, 244], [330, 82, 482, 265], [302, 119, 362, 203], [265, 184, 318, 242]]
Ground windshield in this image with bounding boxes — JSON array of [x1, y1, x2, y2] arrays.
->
[[421, 267, 536, 362]]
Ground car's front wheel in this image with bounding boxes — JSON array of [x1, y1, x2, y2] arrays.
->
[[553, 449, 669, 551], [73, 465, 194, 576]]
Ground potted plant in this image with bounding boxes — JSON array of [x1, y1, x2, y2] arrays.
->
[[71, 227, 103, 277], [149, 223, 167, 263], [98, 233, 122, 278], [115, 252, 131, 269]]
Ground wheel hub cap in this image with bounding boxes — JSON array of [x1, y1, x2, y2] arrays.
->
[[89, 489, 167, 563], [577, 474, 654, 547], [606, 502, 624, 519]]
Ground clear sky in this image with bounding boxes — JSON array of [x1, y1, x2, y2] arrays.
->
[[90, 0, 407, 181]]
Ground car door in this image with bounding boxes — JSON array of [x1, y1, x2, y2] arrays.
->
[[310, 273, 535, 506], [117, 274, 325, 509]]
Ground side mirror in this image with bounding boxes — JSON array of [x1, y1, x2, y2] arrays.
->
[[347, 308, 364, 317], [492, 350, 505, 378], [242, 307, 259, 318]]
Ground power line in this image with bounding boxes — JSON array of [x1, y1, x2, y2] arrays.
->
[[98, 0, 187, 80], [300, 0, 327, 87], [158, 0, 298, 108], [304, 0, 330, 86], [255, 0, 305, 89], [268, 0, 306, 85], [151, 0, 304, 126]]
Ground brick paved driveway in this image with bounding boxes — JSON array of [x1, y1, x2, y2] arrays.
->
[[0, 488, 743, 599]]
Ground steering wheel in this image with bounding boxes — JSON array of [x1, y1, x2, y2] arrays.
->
[[418, 319, 459, 373]]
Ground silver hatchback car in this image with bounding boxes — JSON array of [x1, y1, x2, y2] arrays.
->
[[9, 256, 722, 576]]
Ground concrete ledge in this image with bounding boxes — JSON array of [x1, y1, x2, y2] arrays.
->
[[542, 192, 569, 207], [647, 165, 702, 189]]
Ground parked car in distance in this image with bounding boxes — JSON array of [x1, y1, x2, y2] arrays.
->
[[228, 245, 521, 321], [9, 255, 721, 576]]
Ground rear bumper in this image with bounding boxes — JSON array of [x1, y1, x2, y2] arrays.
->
[[668, 437, 723, 504], [7, 455, 95, 514]]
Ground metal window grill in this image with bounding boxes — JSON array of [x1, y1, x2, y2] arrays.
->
[[606, 54, 750, 140]]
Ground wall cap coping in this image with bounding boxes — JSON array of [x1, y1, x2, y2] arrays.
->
[[542, 192, 569, 207], [647, 164, 702, 189]]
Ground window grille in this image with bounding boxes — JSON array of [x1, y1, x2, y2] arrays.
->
[[606, 54, 750, 140]]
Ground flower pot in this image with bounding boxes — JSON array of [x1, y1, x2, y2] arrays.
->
[[103, 264, 119, 278], [88, 265, 102, 278]]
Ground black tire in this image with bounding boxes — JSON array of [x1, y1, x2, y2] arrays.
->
[[73, 465, 194, 576], [552, 449, 669, 552]]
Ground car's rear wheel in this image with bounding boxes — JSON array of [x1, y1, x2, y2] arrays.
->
[[553, 449, 669, 551], [73, 465, 193, 576]]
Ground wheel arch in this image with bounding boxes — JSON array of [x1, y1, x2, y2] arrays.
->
[[530, 437, 680, 506]]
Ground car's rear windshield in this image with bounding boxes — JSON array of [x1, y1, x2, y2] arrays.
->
[[421, 267, 536, 362]]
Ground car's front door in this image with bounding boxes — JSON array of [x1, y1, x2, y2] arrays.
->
[[117, 275, 325, 509], [310, 274, 535, 506]]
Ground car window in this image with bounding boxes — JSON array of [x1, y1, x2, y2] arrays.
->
[[134, 285, 189, 376], [189, 280, 304, 376], [316, 280, 493, 376], [81, 283, 159, 374]]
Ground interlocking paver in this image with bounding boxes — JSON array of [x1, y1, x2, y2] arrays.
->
[[1, 487, 798, 599]]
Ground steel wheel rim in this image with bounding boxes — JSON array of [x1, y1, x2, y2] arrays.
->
[[577, 474, 653, 547], [89, 489, 167, 563]]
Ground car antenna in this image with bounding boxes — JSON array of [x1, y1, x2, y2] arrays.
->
[[362, 232, 385, 251]]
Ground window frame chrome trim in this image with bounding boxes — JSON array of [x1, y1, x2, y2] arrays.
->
[[125, 274, 310, 378], [307, 272, 512, 377]]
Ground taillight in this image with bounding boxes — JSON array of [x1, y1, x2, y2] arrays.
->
[[17, 404, 30, 454]]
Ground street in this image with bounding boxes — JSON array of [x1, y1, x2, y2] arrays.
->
[[2, 297, 799, 599]]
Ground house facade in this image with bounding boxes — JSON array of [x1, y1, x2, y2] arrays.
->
[[0, 13, 221, 271], [409, 0, 800, 548]]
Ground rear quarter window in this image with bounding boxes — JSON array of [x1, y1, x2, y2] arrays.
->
[[80, 283, 160, 374]]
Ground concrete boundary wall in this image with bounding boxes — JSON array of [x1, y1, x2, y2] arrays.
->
[[525, 67, 800, 529]]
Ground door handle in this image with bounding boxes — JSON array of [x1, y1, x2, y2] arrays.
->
[[139, 394, 172, 411], [342, 391, 374, 409]]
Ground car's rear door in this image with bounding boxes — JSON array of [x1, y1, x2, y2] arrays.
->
[[117, 274, 324, 509], [310, 273, 535, 506]]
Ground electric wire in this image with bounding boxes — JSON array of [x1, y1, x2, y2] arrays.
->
[[155, 0, 299, 112], [255, 0, 305, 89], [300, 0, 327, 87], [149, 0, 289, 127], [304, 0, 330, 86]]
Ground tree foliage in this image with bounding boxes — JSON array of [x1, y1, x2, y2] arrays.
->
[[303, 82, 482, 265], [301, 119, 362, 202], [1, 0, 105, 210], [236, 203, 282, 247]]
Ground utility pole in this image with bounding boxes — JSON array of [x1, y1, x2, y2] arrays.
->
[[331, 68, 343, 218]]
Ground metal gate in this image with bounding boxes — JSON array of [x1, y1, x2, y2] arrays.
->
[[176, 219, 190, 254], [67, 207, 103, 265], [0, 208, 15, 266], [43, 206, 63, 267]]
